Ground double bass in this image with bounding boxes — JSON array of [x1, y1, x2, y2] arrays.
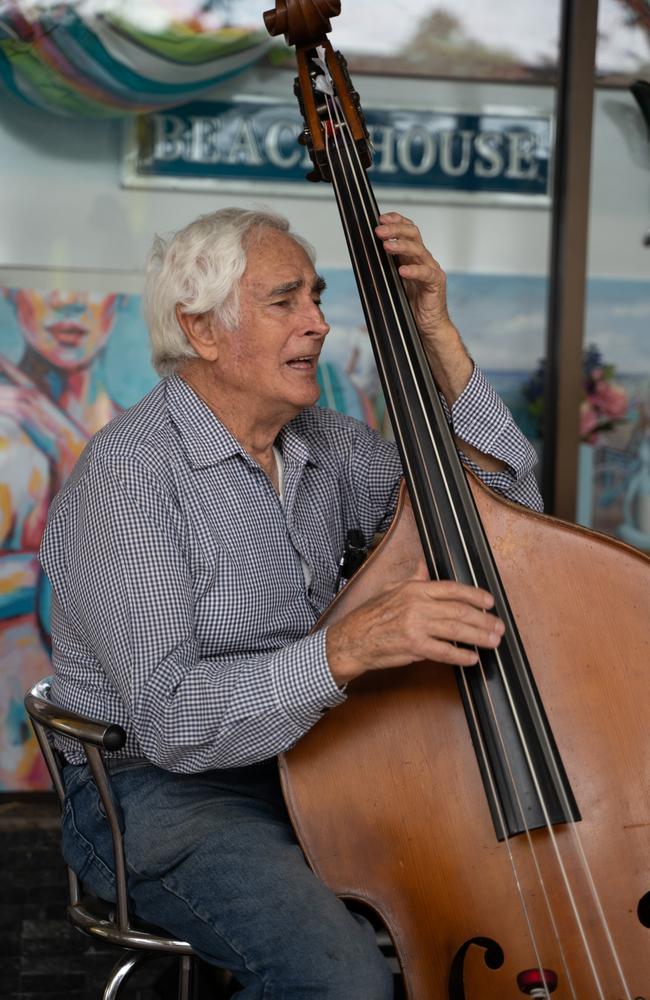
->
[[263, 3, 650, 997]]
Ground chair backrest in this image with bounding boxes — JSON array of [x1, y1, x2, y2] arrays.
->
[[25, 679, 200, 1000], [24, 677, 133, 933]]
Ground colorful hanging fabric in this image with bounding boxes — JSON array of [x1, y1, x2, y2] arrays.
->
[[0, 5, 269, 117]]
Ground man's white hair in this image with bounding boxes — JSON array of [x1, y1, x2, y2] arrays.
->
[[144, 207, 315, 377]]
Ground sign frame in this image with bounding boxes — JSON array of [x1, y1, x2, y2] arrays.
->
[[121, 95, 554, 207]]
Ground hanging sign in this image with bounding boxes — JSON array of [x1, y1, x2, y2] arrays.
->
[[123, 98, 552, 204]]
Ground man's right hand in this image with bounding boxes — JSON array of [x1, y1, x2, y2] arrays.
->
[[326, 563, 504, 686]]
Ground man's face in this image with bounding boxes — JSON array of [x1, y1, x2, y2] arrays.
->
[[10, 290, 118, 370], [213, 229, 330, 422]]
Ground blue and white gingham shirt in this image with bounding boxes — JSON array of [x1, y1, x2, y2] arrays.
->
[[40, 369, 541, 771]]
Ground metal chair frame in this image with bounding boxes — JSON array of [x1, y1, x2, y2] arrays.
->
[[24, 677, 202, 1000], [26, 677, 400, 998]]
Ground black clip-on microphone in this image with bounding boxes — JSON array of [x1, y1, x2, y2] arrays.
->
[[336, 529, 368, 588]]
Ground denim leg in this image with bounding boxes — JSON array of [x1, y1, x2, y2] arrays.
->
[[60, 762, 119, 903], [62, 759, 393, 1000]]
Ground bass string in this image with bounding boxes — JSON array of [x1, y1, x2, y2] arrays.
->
[[322, 114, 585, 997], [324, 109, 481, 587], [326, 97, 622, 998], [328, 92, 631, 998], [319, 67, 632, 998], [321, 89, 559, 1000], [318, 129, 443, 575]]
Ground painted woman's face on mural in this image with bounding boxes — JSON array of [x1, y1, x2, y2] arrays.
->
[[10, 290, 118, 370]]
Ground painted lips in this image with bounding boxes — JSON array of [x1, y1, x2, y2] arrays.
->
[[46, 322, 88, 347]]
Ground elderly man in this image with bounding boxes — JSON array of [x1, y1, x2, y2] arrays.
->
[[40, 207, 541, 999]]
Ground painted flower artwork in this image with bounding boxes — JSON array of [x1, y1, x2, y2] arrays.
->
[[522, 344, 630, 445], [579, 345, 629, 443]]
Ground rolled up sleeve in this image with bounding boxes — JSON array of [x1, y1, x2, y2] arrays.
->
[[446, 366, 543, 511]]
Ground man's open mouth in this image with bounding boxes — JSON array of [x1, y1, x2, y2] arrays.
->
[[285, 355, 318, 370]]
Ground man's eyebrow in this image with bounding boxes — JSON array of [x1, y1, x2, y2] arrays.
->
[[267, 279, 301, 298], [267, 275, 327, 298]]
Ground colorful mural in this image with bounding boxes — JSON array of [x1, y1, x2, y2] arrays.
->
[[0, 289, 144, 790]]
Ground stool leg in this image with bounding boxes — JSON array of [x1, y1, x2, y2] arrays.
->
[[178, 954, 194, 1000], [103, 952, 148, 1000]]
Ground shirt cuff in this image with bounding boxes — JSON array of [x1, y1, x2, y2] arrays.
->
[[273, 629, 346, 731], [448, 366, 538, 482], [451, 365, 508, 445]]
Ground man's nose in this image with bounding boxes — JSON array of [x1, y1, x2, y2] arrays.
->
[[302, 302, 330, 337]]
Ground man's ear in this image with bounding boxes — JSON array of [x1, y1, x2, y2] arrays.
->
[[175, 304, 221, 362]]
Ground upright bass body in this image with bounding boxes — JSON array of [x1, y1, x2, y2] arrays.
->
[[280, 477, 650, 998]]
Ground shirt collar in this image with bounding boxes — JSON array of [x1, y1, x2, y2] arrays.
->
[[165, 374, 319, 471], [279, 414, 318, 466], [165, 375, 242, 468]]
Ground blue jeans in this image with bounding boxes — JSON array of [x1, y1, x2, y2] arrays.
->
[[61, 758, 394, 999]]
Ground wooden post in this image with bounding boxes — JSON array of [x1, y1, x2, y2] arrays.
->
[[542, 0, 599, 518]]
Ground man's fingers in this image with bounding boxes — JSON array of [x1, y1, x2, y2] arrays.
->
[[425, 615, 503, 647], [377, 211, 414, 226], [420, 639, 480, 667], [377, 229, 424, 252], [421, 580, 495, 609]]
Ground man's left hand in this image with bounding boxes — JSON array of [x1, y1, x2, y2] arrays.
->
[[374, 211, 473, 404], [375, 211, 453, 351]]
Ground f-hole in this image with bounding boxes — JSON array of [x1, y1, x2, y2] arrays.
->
[[638, 890, 650, 928]]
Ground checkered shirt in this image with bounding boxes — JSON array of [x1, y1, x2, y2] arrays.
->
[[40, 368, 541, 771]]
